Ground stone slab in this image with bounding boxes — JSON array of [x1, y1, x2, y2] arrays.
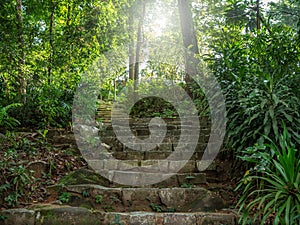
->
[[0, 208, 35, 225], [0, 207, 239, 225]]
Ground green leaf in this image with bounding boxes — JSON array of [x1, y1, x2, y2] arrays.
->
[[272, 93, 279, 106], [282, 112, 293, 122]]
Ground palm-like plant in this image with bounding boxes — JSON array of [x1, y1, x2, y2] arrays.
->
[[237, 126, 300, 225]]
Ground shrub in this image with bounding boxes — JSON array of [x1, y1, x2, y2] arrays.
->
[[18, 85, 73, 128], [207, 26, 300, 153], [0, 103, 22, 129], [226, 73, 300, 152], [236, 125, 300, 225]]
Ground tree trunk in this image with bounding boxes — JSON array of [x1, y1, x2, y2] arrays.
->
[[16, 0, 26, 101], [66, 1, 72, 64], [256, 0, 261, 30], [128, 11, 135, 81], [177, 0, 200, 93], [133, 0, 146, 101], [48, 0, 56, 85]]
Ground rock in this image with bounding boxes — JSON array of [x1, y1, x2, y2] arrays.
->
[[130, 212, 156, 225], [186, 195, 226, 212], [0, 206, 239, 225], [164, 213, 197, 225], [35, 206, 101, 225], [198, 212, 238, 225], [0, 208, 35, 225], [159, 188, 225, 212], [58, 168, 110, 186], [103, 212, 129, 225], [159, 188, 210, 211]]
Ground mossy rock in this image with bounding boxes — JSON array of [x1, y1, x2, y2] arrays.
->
[[59, 169, 110, 186]]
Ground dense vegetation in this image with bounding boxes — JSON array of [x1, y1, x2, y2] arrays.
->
[[0, 0, 299, 224]]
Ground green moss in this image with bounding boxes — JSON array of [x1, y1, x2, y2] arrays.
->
[[79, 203, 93, 209], [44, 210, 54, 218], [59, 169, 110, 186], [37, 208, 101, 225], [31, 205, 54, 210]]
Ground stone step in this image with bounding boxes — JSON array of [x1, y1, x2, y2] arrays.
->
[[103, 143, 209, 156], [90, 170, 208, 187], [0, 206, 239, 225], [102, 130, 210, 138], [98, 119, 210, 128], [57, 168, 228, 189], [87, 159, 217, 174], [112, 151, 204, 160], [96, 115, 211, 130], [97, 105, 113, 108], [63, 185, 226, 213], [103, 123, 208, 131], [97, 114, 112, 118], [100, 135, 209, 146], [100, 128, 210, 137]]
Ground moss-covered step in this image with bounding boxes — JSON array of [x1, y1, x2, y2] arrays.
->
[[0, 206, 239, 225], [59, 184, 226, 213]]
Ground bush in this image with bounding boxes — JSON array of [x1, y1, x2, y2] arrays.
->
[[226, 73, 300, 152], [17, 85, 73, 128], [236, 125, 300, 225], [0, 103, 22, 129], [208, 26, 300, 153]]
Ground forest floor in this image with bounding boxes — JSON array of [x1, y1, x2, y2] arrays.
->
[[0, 129, 87, 209]]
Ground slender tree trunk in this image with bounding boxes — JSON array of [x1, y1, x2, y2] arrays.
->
[[66, 2, 72, 64], [48, 0, 56, 85], [16, 0, 26, 101], [133, 0, 146, 101], [66, 2, 71, 34], [114, 78, 117, 101], [128, 12, 135, 81], [177, 0, 200, 94], [256, 0, 261, 30], [126, 3, 136, 104]]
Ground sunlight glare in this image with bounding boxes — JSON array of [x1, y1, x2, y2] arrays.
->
[[152, 16, 167, 37]]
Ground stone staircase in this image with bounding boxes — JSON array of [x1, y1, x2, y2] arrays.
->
[[94, 102, 231, 187], [1, 101, 238, 225], [97, 100, 114, 124]]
